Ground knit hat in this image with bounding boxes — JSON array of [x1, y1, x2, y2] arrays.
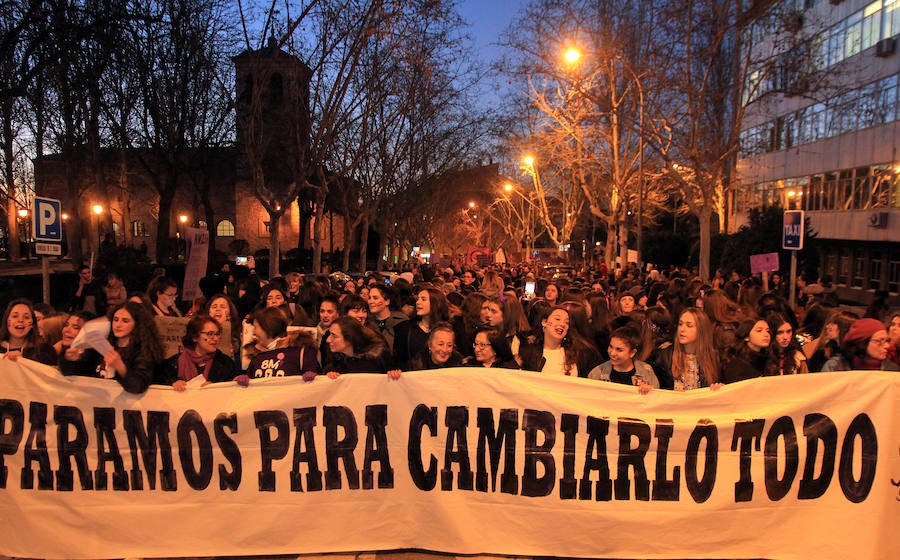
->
[[843, 318, 885, 344]]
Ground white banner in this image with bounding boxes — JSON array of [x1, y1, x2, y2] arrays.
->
[[0, 360, 897, 560]]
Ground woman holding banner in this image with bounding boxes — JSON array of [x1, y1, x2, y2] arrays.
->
[[821, 318, 899, 371], [62, 301, 164, 393], [324, 316, 393, 377], [0, 298, 56, 365], [651, 307, 721, 391], [244, 306, 319, 380], [158, 314, 240, 389]]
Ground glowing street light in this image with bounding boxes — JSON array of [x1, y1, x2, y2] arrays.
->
[[563, 47, 581, 65], [92, 204, 103, 215], [17, 209, 28, 219]]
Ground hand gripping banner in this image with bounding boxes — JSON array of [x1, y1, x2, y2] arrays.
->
[[0, 359, 898, 559]]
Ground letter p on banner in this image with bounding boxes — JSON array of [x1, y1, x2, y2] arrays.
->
[[33, 197, 62, 242]]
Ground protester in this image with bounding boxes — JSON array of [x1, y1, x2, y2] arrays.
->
[[341, 294, 370, 326], [324, 316, 393, 377], [367, 284, 409, 354], [766, 312, 808, 375], [887, 312, 900, 364], [393, 286, 450, 369], [71, 265, 105, 315], [148, 277, 182, 317], [52, 311, 93, 361], [402, 322, 463, 373], [721, 319, 778, 383], [651, 307, 721, 391], [244, 306, 320, 380], [158, 314, 241, 389], [587, 324, 658, 392], [103, 271, 128, 309], [465, 326, 518, 369], [0, 298, 56, 365], [820, 318, 898, 372], [519, 305, 599, 376], [62, 301, 164, 393]]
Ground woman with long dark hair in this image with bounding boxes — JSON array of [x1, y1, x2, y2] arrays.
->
[[62, 301, 164, 393], [766, 312, 808, 375], [721, 319, 779, 383], [519, 305, 599, 376], [0, 298, 56, 365]]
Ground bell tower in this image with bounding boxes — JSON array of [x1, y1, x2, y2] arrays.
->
[[232, 37, 311, 188]]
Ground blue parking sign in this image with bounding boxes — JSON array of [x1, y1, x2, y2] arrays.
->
[[33, 197, 62, 242], [782, 210, 804, 250]]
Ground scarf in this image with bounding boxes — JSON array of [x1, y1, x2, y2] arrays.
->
[[178, 347, 214, 381], [850, 355, 884, 371]]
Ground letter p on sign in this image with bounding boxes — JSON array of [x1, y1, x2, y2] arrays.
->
[[33, 197, 62, 242]]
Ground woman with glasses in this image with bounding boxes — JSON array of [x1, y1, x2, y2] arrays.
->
[[158, 314, 240, 389], [821, 318, 898, 371], [465, 326, 519, 369], [148, 277, 182, 317], [0, 298, 56, 364]]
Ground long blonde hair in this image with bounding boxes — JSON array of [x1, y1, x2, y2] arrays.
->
[[672, 308, 720, 385]]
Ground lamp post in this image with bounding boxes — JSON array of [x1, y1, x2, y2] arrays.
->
[[92, 204, 103, 254], [179, 214, 188, 261], [17, 208, 29, 261]]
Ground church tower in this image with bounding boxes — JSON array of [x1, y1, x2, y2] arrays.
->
[[232, 37, 311, 191]]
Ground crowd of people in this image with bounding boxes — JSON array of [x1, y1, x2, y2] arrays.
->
[[1, 260, 897, 394]]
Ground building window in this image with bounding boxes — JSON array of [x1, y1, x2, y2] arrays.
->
[[269, 73, 283, 104], [870, 251, 883, 290], [852, 248, 867, 288], [888, 249, 900, 294], [132, 220, 148, 237], [216, 220, 235, 237], [838, 248, 851, 285]]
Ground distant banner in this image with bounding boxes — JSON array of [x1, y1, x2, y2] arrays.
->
[[0, 361, 897, 560], [182, 226, 210, 302]]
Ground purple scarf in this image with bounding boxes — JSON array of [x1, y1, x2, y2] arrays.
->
[[178, 348, 213, 381]]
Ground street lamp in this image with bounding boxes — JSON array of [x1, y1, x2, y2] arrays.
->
[[92, 204, 103, 253], [17, 209, 29, 261]]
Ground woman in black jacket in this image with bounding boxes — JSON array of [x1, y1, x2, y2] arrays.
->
[[519, 305, 600, 377], [158, 314, 239, 389]]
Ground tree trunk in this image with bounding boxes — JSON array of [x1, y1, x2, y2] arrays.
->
[[2, 97, 20, 262], [311, 188, 326, 273], [269, 210, 281, 279], [698, 205, 712, 282], [341, 211, 352, 272], [358, 216, 370, 273], [156, 169, 176, 264]]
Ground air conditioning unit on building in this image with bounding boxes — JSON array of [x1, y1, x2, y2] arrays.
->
[[876, 38, 896, 57], [868, 212, 888, 228]]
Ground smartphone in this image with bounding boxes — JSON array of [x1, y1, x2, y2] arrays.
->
[[524, 281, 536, 299], [236, 256, 249, 266]]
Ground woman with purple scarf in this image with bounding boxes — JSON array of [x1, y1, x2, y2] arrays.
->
[[159, 314, 244, 389]]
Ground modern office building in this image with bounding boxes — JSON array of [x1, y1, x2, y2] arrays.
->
[[736, 0, 899, 303]]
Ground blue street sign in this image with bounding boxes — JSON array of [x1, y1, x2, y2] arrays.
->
[[33, 197, 62, 242], [782, 210, 804, 250]]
